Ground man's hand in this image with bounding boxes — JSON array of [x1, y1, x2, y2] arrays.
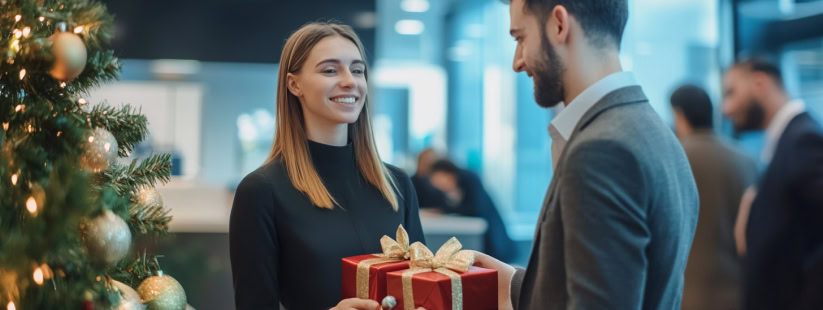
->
[[735, 186, 757, 257], [473, 251, 516, 310]]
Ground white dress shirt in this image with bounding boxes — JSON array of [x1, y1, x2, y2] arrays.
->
[[549, 71, 640, 170], [760, 100, 805, 164]]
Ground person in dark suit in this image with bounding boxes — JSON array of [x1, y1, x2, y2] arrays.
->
[[229, 22, 425, 310], [473, 0, 699, 309], [426, 159, 517, 262], [722, 58, 823, 310], [670, 84, 757, 310]]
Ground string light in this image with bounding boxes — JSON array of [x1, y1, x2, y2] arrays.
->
[[14, 105, 24, 112], [60, 82, 67, 88], [73, 26, 83, 34], [88, 135, 95, 143], [11, 174, 17, 186], [13, 29, 22, 38], [40, 264, 52, 279], [56, 131, 62, 137], [2, 122, 8, 130], [39, 16, 45, 22], [77, 98, 87, 105], [26, 196, 37, 214], [7, 301, 15, 310], [19, 69, 26, 80], [22, 27, 30, 37], [14, 15, 21, 22], [33, 267, 44, 285], [10, 39, 20, 53]]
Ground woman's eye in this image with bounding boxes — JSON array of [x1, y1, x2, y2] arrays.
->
[[352, 68, 364, 74], [322, 68, 337, 74]]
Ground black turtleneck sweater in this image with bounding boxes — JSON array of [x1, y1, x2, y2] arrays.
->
[[229, 140, 425, 310]]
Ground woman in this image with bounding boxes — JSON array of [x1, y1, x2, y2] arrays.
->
[[229, 22, 425, 310]]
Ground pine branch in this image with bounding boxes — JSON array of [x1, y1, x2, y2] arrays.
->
[[97, 154, 172, 196], [110, 251, 162, 287], [129, 201, 172, 236], [85, 103, 149, 157]]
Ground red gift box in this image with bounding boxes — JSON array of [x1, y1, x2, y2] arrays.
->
[[341, 225, 414, 302], [383, 237, 497, 310], [386, 266, 497, 310], [341, 254, 410, 302]]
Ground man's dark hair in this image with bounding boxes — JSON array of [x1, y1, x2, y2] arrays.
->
[[670, 84, 713, 130], [733, 58, 785, 90], [430, 159, 461, 176], [510, 0, 629, 49]]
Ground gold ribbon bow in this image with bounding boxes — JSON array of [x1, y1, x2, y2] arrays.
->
[[356, 225, 413, 299], [400, 237, 476, 310]]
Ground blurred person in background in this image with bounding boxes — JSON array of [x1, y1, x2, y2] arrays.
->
[[229, 22, 425, 310], [410, 148, 450, 209], [722, 58, 823, 310], [427, 159, 517, 262], [670, 84, 757, 310]]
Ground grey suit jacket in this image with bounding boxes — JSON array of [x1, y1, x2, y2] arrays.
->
[[511, 86, 699, 310]]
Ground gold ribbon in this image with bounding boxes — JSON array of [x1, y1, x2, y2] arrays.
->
[[400, 237, 475, 310], [356, 225, 413, 299]]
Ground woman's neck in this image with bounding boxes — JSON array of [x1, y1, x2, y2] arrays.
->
[[303, 112, 348, 146]]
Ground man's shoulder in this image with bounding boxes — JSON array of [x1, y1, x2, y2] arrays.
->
[[571, 99, 674, 156]]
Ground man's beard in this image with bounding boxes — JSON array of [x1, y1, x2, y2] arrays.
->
[[533, 36, 566, 108], [734, 98, 766, 133]]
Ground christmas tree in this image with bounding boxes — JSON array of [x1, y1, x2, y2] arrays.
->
[[1, 0, 188, 309]]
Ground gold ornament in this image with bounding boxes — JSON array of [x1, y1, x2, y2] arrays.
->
[[83, 210, 131, 264], [0, 269, 20, 305], [79, 128, 119, 173], [136, 187, 163, 208], [112, 280, 146, 310], [137, 272, 187, 310], [48, 31, 87, 81]]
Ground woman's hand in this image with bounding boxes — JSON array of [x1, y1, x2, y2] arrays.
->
[[331, 298, 380, 310]]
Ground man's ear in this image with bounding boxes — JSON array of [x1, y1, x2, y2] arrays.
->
[[545, 5, 570, 44], [286, 73, 302, 97]]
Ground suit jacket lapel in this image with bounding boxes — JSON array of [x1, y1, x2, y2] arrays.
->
[[551, 86, 648, 173], [539, 85, 648, 226]]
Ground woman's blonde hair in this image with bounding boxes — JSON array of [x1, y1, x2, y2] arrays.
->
[[266, 22, 400, 211]]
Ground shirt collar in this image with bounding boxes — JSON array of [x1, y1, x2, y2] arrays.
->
[[760, 100, 805, 164], [549, 71, 639, 141]]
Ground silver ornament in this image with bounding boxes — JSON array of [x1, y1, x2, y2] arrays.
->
[[80, 127, 118, 172], [84, 210, 131, 264], [382, 296, 397, 309], [137, 273, 187, 310], [112, 280, 146, 310], [136, 187, 163, 208], [48, 31, 87, 81]]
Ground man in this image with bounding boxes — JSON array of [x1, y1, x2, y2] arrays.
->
[[410, 148, 450, 209], [722, 59, 823, 310], [427, 160, 516, 262], [670, 84, 757, 310], [474, 0, 699, 309]]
